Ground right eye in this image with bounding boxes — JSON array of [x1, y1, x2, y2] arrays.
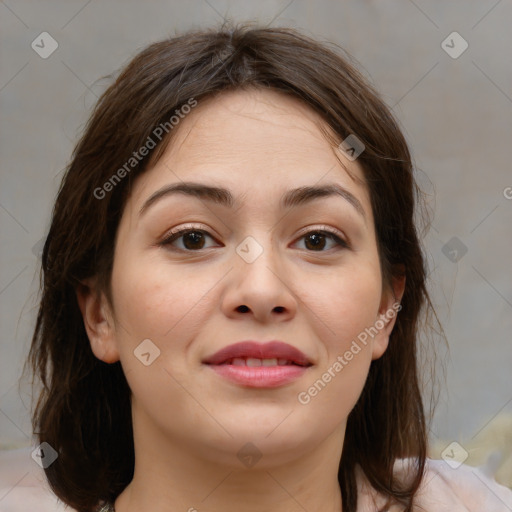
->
[[160, 227, 220, 252]]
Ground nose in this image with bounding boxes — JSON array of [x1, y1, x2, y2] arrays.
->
[[220, 236, 298, 323]]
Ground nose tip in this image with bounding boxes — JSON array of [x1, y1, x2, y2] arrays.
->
[[222, 244, 298, 323]]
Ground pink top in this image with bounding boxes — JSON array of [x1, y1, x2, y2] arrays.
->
[[0, 448, 511, 511], [356, 458, 512, 511]]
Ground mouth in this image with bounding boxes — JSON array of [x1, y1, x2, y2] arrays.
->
[[202, 341, 313, 388], [212, 357, 308, 367]]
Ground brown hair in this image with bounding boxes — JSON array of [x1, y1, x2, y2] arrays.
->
[[25, 22, 438, 512]]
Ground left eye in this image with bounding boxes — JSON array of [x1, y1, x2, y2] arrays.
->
[[294, 230, 349, 252]]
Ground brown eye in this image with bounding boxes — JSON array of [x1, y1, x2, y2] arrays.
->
[[296, 230, 349, 252], [304, 232, 328, 251], [161, 229, 217, 251]]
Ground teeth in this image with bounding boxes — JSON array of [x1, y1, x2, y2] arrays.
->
[[226, 357, 294, 366]]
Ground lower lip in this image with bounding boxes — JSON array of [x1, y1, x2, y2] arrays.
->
[[205, 364, 309, 388]]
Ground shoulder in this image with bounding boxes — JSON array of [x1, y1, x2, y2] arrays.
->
[[0, 447, 77, 512], [411, 458, 512, 511], [356, 457, 512, 511], [0, 486, 74, 512]]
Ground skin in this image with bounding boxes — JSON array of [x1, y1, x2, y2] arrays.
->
[[77, 88, 405, 512]]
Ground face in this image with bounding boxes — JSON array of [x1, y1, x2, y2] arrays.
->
[[80, 88, 402, 468]]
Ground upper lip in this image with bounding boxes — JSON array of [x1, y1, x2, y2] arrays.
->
[[202, 341, 313, 366]]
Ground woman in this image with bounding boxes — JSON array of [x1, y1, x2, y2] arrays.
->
[[26, 24, 512, 511]]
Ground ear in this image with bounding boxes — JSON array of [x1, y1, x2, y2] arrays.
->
[[75, 278, 120, 363], [371, 269, 406, 361]]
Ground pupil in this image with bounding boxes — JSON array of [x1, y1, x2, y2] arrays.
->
[[184, 232, 204, 250], [305, 233, 325, 251]]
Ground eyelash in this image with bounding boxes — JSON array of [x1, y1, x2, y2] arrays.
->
[[159, 224, 350, 252]]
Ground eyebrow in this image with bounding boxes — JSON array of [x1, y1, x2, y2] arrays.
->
[[139, 181, 366, 221]]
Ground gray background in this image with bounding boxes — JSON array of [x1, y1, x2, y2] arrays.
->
[[1, 0, 511, 461]]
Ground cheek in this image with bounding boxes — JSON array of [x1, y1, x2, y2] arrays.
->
[[109, 249, 225, 388], [292, 261, 382, 414], [111, 251, 212, 339], [109, 255, 212, 423], [304, 260, 382, 349]]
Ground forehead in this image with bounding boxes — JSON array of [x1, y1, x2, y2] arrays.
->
[[130, 88, 369, 213], [170, 89, 336, 162]]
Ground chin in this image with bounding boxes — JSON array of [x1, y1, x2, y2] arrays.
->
[[196, 432, 314, 470]]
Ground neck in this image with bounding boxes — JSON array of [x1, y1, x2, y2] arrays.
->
[[114, 410, 345, 512]]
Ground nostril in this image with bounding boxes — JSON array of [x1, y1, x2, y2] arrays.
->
[[274, 306, 284, 313], [237, 305, 250, 313]]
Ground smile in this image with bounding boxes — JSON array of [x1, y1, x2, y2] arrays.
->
[[204, 357, 311, 388]]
